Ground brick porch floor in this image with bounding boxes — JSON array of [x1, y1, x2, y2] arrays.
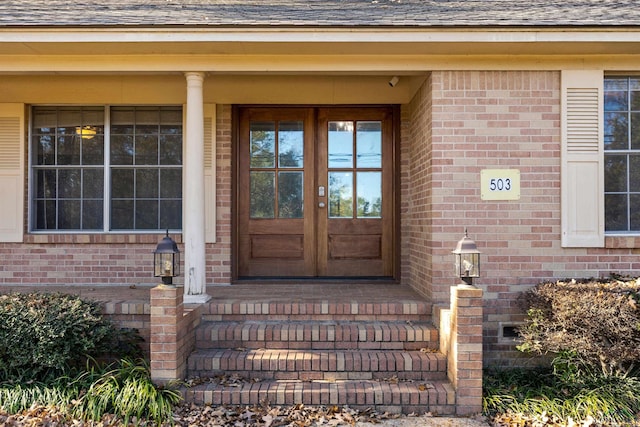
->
[[0, 282, 429, 307]]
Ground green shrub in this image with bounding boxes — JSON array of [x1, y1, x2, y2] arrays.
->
[[484, 356, 640, 426], [0, 292, 142, 382], [72, 359, 181, 424], [517, 275, 640, 376], [0, 359, 181, 425]]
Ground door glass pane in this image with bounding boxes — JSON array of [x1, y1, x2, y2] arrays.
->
[[356, 122, 382, 168], [278, 172, 303, 218], [329, 172, 353, 218], [250, 122, 276, 167], [357, 172, 381, 218], [278, 121, 304, 167], [250, 171, 275, 218], [328, 121, 353, 168]]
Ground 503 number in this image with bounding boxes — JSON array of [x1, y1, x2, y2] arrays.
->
[[489, 178, 512, 191]]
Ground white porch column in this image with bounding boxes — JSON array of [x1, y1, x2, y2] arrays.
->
[[183, 72, 210, 303]]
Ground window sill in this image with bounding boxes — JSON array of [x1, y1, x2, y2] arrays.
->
[[24, 233, 183, 245], [605, 235, 640, 249]]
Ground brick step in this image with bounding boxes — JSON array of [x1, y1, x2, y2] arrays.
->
[[201, 300, 432, 322], [195, 321, 439, 351], [181, 379, 456, 415], [188, 348, 448, 381]]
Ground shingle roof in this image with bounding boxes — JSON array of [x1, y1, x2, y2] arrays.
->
[[0, 0, 638, 28]]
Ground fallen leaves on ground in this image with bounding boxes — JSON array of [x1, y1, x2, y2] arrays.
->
[[0, 402, 406, 426], [173, 402, 402, 426], [488, 411, 640, 427], [184, 373, 262, 388]]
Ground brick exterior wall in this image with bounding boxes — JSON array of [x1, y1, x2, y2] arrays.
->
[[150, 285, 192, 383], [404, 70, 563, 366], [404, 70, 640, 366], [103, 300, 151, 356], [8, 73, 640, 368], [446, 284, 483, 416], [403, 74, 435, 300], [207, 104, 233, 285]]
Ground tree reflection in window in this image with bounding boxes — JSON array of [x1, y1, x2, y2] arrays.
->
[[249, 121, 304, 219], [604, 77, 640, 232], [328, 120, 382, 219], [31, 105, 182, 231]]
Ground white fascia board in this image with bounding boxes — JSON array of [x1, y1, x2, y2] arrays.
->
[[1, 27, 640, 44]]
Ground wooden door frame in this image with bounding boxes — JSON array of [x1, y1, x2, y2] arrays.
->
[[231, 104, 401, 282]]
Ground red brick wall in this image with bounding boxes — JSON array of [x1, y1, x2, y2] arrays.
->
[[411, 70, 563, 365], [207, 104, 233, 285], [0, 235, 161, 284], [402, 75, 435, 300], [405, 71, 639, 365]]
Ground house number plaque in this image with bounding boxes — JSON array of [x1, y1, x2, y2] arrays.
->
[[480, 169, 520, 201]]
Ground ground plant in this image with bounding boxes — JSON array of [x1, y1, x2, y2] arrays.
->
[[0, 292, 180, 425], [484, 276, 640, 426], [0, 359, 181, 425], [484, 356, 640, 426], [517, 275, 640, 377], [0, 292, 142, 382]]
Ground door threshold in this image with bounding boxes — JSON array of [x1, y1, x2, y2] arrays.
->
[[233, 276, 398, 285]]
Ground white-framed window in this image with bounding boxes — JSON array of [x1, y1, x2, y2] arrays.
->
[[604, 77, 640, 233], [31, 105, 183, 232]]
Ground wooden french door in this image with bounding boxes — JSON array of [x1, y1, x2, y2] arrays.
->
[[237, 106, 395, 278]]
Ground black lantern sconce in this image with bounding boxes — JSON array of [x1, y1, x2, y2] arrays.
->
[[452, 229, 481, 286], [154, 231, 180, 286]]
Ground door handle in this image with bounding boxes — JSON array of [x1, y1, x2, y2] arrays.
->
[[318, 202, 326, 208]]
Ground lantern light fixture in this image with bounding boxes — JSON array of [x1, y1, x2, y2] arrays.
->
[[452, 229, 481, 286], [153, 230, 180, 286]]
